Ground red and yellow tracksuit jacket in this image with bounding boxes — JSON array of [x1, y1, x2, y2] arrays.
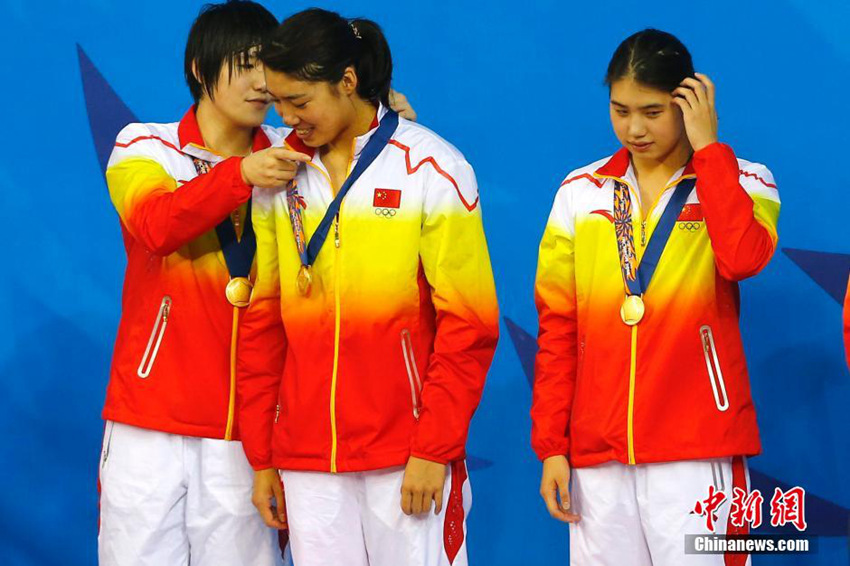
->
[[104, 107, 283, 440], [238, 107, 500, 472], [531, 142, 780, 468]]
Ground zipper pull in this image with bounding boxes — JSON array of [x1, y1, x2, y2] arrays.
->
[[274, 404, 280, 424], [641, 220, 647, 247], [334, 215, 340, 248], [163, 299, 171, 322]]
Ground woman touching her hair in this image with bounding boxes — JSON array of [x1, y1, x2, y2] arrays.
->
[[532, 29, 780, 566]]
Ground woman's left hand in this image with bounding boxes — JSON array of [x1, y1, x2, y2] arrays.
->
[[400, 456, 446, 515], [672, 73, 718, 152]]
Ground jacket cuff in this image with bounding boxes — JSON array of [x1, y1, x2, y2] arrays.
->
[[221, 156, 253, 199], [409, 449, 455, 465], [692, 142, 738, 179]]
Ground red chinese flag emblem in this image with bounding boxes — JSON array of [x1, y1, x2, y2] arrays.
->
[[373, 188, 402, 209], [678, 204, 704, 221]]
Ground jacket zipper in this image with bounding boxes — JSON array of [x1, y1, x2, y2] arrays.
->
[[627, 325, 638, 465], [700, 325, 730, 411], [400, 329, 423, 419], [224, 306, 239, 440], [137, 296, 172, 378], [329, 212, 342, 473], [329, 143, 356, 473]]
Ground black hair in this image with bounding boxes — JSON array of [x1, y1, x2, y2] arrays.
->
[[261, 8, 393, 106], [605, 29, 695, 93], [184, 0, 278, 103]]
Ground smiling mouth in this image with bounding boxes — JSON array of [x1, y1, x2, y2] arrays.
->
[[296, 128, 313, 137]]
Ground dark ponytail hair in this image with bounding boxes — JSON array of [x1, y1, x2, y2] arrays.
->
[[605, 29, 695, 93], [261, 8, 393, 106]]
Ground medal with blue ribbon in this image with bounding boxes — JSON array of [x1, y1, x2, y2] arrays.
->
[[617, 177, 696, 325], [191, 157, 257, 308], [288, 110, 400, 296]]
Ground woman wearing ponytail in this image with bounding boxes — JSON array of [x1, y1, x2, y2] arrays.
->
[[531, 29, 780, 565], [237, 9, 499, 566]]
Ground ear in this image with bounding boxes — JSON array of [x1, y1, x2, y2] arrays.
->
[[191, 59, 202, 86], [339, 66, 358, 97], [191, 59, 212, 102]]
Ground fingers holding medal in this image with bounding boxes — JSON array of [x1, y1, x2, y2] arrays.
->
[[241, 147, 312, 189]]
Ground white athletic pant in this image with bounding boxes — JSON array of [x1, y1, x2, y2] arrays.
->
[[569, 457, 751, 566], [98, 421, 286, 566], [281, 461, 471, 566]]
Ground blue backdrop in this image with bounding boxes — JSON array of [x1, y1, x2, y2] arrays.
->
[[1, 1, 848, 564]]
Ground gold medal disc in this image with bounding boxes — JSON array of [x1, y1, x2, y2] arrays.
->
[[225, 277, 253, 308], [296, 265, 313, 296], [620, 295, 645, 326]]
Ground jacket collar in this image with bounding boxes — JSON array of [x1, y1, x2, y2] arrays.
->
[[593, 146, 696, 188], [177, 105, 271, 162]]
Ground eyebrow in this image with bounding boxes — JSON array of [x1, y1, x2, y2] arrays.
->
[[610, 100, 666, 110]]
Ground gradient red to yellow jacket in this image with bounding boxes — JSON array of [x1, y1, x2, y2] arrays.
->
[[531, 143, 780, 468], [238, 107, 500, 472], [104, 107, 283, 439]]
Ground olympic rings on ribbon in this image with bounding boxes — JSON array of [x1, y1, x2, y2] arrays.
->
[[374, 207, 397, 218], [677, 221, 702, 231]]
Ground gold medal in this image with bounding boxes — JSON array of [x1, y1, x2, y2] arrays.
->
[[225, 277, 253, 308], [620, 295, 645, 326], [296, 265, 313, 296]]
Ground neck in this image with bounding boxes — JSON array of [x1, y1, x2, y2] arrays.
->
[[323, 98, 378, 158], [631, 138, 692, 182], [195, 99, 254, 157]]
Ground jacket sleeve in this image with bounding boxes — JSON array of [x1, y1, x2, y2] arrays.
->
[[692, 143, 781, 281], [530, 182, 578, 462], [237, 189, 287, 470], [411, 157, 500, 464], [106, 123, 254, 256]]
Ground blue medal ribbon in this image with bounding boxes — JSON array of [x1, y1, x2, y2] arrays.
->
[[625, 177, 696, 296], [191, 157, 256, 279], [214, 199, 256, 279], [296, 110, 399, 269]]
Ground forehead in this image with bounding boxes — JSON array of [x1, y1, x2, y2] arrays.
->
[[264, 69, 317, 98], [609, 78, 671, 106]]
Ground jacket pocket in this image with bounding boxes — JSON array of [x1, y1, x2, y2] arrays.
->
[[400, 329, 422, 419], [137, 296, 172, 378], [700, 325, 729, 412]]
